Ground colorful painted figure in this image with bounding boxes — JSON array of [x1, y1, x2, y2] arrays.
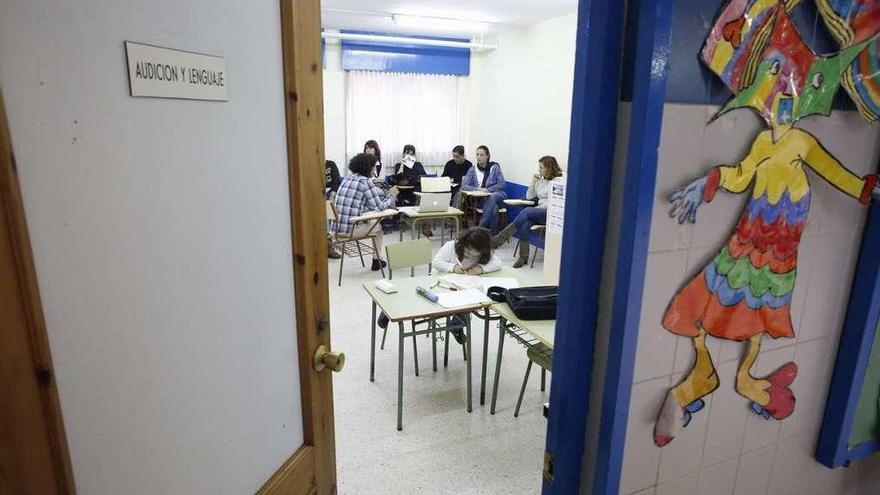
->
[[654, 0, 880, 447]]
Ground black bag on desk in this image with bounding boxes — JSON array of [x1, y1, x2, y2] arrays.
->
[[486, 286, 558, 320]]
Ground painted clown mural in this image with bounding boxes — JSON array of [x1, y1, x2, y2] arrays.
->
[[654, 0, 880, 447]]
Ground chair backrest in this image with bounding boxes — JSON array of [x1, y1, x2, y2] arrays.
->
[[421, 176, 451, 193], [385, 238, 432, 279], [326, 200, 338, 221]]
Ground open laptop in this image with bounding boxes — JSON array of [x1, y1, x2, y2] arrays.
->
[[417, 192, 450, 213]]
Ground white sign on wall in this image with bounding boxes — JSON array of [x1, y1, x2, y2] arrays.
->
[[125, 41, 228, 101], [547, 177, 566, 235]]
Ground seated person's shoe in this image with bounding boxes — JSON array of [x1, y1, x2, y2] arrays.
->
[[449, 315, 467, 344], [371, 259, 388, 271], [377, 312, 390, 329]]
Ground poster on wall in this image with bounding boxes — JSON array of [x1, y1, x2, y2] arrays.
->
[[653, 0, 880, 448], [547, 178, 566, 236], [124, 41, 228, 101]]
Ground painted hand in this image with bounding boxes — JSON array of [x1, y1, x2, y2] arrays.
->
[[668, 176, 707, 224]]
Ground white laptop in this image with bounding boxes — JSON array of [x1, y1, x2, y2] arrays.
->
[[417, 192, 450, 213]]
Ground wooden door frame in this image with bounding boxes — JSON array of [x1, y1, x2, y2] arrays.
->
[[0, 87, 76, 492], [2, 1, 335, 493], [259, 0, 337, 494]]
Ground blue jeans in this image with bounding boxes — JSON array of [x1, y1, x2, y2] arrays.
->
[[478, 191, 507, 234], [513, 207, 547, 238]]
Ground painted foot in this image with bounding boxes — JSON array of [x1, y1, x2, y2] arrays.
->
[[750, 362, 797, 420], [654, 391, 683, 447]]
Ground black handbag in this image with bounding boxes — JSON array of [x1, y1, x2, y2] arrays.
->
[[487, 286, 558, 320]]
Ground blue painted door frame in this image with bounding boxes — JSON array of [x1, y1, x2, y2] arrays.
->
[[542, 0, 625, 492], [543, 0, 676, 494]]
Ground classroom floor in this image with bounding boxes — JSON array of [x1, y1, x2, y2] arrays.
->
[[328, 231, 549, 495]]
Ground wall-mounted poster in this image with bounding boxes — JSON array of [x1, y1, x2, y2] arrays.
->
[[653, 0, 880, 448], [125, 41, 228, 101]]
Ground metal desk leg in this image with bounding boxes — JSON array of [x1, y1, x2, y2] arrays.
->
[[411, 218, 417, 240], [370, 301, 377, 382], [465, 315, 472, 413], [480, 308, 490, 405], [490, 318, 506, 415], [411, 321, 419, 376], [397, 321, 405, 431], [431, 320, 438, 372]]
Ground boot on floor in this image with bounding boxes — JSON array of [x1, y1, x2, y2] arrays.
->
[[491, 223, 517, 249], [513, 239, 530, 268]]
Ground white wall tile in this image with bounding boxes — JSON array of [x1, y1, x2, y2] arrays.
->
[[621, 377, 671, 494], [701, 361, 749, 467], [634, 251, 690, 382], [628, 488, 656, 495], [734, 445, 776, 495], [768, 435, 813, 495], [697, 458, 738, 495], [657, 473, 697, 495]]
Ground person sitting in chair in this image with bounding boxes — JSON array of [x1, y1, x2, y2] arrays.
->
[[460, 145, 506, 234], [491, 156, 562, 267]]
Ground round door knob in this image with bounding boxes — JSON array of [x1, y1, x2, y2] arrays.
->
[[313, 345, 345, 373]]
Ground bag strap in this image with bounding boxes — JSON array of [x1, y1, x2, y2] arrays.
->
[[486, 286, 508, 303]]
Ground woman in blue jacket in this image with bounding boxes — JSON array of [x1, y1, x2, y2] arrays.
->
[[461, 145, 506, 234]]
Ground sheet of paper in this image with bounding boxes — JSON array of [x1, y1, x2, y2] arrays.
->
[[436, 289, 491, 309], [547, 179, 566, 235]]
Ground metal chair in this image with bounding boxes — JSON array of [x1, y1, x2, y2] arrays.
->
[[513, 224, 547, 268], [326, 200, 394, 286], [381, 238, 451, 376], [515, 343, 553, 417]]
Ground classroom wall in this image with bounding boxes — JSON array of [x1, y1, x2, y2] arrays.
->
[[618, 104, 880, 495], [0, 1, 303, 494], [467, 12, 577, 185], [323, 40, 347, 167]]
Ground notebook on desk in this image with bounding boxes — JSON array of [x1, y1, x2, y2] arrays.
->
[[436, 289, 491, 309]]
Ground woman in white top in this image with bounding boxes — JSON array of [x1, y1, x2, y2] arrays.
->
[[490, 156, 563, 268]]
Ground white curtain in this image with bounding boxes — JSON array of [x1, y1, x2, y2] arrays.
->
[[345, 70, 464, 176]]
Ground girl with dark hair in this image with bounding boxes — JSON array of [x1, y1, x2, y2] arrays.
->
[[461, 145, 507, 234], [392, 144, 428, 206], [333, 153, 399, 271], [442, 144, 473, 206], [364, 140, 383, 178], [433, 227, 501, 275], [491, 156, 564, 267]]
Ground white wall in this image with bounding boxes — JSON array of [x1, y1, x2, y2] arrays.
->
[[619, 104, 880, 495], [323, 41, 347, 167], [0, 1, 303, 494], [467, 12, 577, 186]]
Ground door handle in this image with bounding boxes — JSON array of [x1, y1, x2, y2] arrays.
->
[[313, 345, 345, 373]]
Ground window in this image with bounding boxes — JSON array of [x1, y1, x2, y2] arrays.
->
[[345, 70, 466, 174]]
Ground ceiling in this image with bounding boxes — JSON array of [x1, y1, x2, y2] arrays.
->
[[320, 0, 578, 39]]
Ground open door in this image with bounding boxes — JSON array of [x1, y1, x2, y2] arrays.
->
[[259, 0, 339, 493], [1, 1, 338, 493]]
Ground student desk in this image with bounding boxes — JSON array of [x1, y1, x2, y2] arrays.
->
[[486, 281, 556, 415], [362, 267, 543, 429], [396, 206, 464, 245], [363, 275, 490, 430]]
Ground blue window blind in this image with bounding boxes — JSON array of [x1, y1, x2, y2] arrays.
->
[[341, 31, 470, 76]]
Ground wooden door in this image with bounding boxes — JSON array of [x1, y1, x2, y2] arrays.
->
[[0, 89, 76, 494], [259, 0, 339, 494]]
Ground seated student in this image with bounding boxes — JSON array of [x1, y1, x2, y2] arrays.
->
[[325, 159, 342, 259], [364, 139, 385, 180], [325, 159, 341, 200], [333, 153, 399, 271], [376, 227, 501, 343], [491, 156, 563, 267], [460, 145, 507, 234], [442, 145, 473, 206], [391, 144, 427, 207]]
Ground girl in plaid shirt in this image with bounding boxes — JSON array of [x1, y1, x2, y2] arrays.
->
[[333, 153, 399, 271]]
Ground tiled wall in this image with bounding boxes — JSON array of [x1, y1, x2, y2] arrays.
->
[[620, 104, 880, 495]]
